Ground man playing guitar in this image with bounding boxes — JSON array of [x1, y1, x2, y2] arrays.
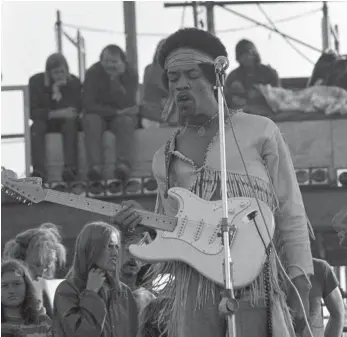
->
[[113, 28, 314, 337]]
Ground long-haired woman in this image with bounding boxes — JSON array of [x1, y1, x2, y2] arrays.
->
[[1, 259, 52, 336], [3, 223, 66, 317], [53, 221, 138, 337]]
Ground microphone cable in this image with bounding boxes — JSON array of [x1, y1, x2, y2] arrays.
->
[[215, 72, 314, 337]]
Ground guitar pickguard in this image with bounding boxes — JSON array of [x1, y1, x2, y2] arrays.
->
[[162, 218, 224, 255], [161, 197, 251, 255]]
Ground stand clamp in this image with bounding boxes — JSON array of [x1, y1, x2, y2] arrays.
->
[[219, 289, 240, 316]]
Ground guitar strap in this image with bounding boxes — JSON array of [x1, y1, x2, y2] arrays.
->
[[164, 137, 173, 199]]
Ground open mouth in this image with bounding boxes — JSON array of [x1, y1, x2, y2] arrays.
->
[[177, 92, 192, 102]]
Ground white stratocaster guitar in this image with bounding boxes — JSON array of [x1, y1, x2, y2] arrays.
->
[[1, 168, 275, 289]]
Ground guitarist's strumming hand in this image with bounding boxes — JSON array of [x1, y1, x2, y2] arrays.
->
[[112, 200, 148, 235]]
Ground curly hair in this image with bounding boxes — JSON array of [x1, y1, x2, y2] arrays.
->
[[152, 39, 166, 64], [157, 28, 228, 89], [1, 259, 41, 325], [3, 223, 66, 279]]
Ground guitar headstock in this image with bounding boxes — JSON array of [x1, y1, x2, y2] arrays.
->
[[1, 167, 47, 204]]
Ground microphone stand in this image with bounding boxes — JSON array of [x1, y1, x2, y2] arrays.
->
[[215, 68, 239, 337]]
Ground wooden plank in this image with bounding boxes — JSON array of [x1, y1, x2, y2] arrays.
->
[[277, 120, 332, 169], [332, 119, 347, 168], [302, 188, 347, 230], [132, 127, 177, 177], [44, 118, 346, 182]]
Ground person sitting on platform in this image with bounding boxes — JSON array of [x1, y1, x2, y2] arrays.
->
[[225, 39, 280, 116], [29, 53, 81, 182], [1, 259, 52, 337], [141, 39, 170, 127], [112, 28, 314, 337], [53, 221, 138, 337], [3, 223, 66, 318], [82, 44, 139, 182]]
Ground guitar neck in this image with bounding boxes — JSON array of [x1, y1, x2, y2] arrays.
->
[[44, 189, 177, 232]]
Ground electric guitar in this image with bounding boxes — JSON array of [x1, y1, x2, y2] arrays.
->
[[1, 168, 275, 289]]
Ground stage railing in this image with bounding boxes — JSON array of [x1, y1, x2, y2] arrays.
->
[[1, 85, 31, 176]]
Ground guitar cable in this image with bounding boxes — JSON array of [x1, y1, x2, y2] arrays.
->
[[216, 75, 314, 337]]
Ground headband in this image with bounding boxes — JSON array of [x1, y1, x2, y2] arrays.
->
[[164, 48, 214, 70]]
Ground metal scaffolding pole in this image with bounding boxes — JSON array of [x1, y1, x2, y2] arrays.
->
[[123, 1, 138, 75]]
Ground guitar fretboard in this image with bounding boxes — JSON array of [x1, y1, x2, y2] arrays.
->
[[44, 189, 177, 232]]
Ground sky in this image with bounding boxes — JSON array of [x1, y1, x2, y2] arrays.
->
[[1, 0, 347, 175]]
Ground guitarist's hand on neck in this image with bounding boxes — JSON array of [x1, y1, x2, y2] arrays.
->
[[112, 200, 148, 235]]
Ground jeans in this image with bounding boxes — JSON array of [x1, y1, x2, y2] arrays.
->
[[31, 118, 78, 174], [82, 113, 136, 170]]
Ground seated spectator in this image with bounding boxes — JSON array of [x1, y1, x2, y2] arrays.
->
[[225, 39, 280, 114], [141, 39, 169, 125], [82, 45, 139, 182], [308, 50, 347, 90], [120, 231, 155, 313], [53, 221, 138, 337], [29, 53, 81, 182], [1, 259, 52, 337], [3, 223, 66, 317]]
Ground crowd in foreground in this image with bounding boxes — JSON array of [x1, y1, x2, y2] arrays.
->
[[1, 222, 157, 337], [1, 218, 346, 337]]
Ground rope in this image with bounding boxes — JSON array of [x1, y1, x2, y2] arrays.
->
[[217, 7, 321, 34], [62, 23, 168, 37], [257, 4, 315, 65]]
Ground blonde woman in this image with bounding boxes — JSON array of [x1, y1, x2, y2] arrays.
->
[[53, 221, 138, 337]]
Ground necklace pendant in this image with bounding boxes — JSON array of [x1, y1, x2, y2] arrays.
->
[[197, 126, 206, 137]]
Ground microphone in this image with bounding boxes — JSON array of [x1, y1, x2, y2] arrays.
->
[[214, 56, 229, 73]]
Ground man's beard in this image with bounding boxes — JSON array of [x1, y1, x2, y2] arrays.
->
[[121, 260, 140, 276], [177, 101, 197, 125]]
